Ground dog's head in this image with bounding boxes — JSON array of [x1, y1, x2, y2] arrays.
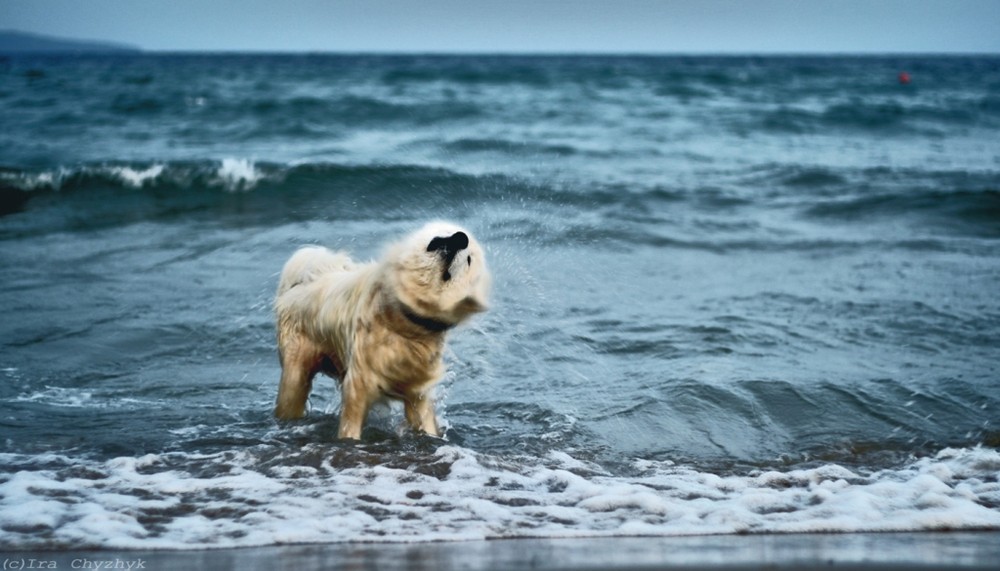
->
[[384, 221, 490, 327]]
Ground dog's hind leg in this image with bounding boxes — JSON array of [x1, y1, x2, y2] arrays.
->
[[404, 393, 439, 437], [275, 366, 314, 420], [274, 335, 318, 420]]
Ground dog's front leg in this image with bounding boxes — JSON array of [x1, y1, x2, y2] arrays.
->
[[338, 372, 372, 440], [404, 392, 439, 437]]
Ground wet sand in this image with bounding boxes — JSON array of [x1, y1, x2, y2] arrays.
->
[[6, 532, 999, 570]]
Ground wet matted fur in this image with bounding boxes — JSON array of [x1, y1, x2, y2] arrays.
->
[[273, 221, 490, 439]]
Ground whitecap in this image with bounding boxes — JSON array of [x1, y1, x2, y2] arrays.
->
[[111, 164, 165, 188], [215, 158, 263, 192]]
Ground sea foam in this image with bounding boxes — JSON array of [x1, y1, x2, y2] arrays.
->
[[1, 445, 998, 549]]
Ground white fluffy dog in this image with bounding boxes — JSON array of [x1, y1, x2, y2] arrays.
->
[[273, 221, 489, 439]]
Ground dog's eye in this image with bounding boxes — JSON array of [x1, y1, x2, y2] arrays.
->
[[467, 255, 472, 266]]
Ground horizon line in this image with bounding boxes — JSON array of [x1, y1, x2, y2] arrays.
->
[[4, 28, 997, 58], [8, 48, 1000, 57]]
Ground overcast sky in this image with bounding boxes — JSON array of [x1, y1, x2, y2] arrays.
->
[[2, 0, 998, 54]]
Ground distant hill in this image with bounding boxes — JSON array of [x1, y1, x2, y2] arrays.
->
[[0, 30, 141, 54]]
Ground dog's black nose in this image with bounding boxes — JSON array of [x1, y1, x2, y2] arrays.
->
[[427, 231, 469, 254], [427, 231, 469, 282]]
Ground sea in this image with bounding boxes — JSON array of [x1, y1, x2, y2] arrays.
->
[[1, 54, 999, 550]]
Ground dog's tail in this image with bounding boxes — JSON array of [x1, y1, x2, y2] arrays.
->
[[276, 246, 355, 297]]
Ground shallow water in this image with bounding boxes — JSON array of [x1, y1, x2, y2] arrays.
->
[[1, 54, 999, 548]]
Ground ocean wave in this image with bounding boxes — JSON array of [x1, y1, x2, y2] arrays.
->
[[0, 160, 562, 219], [443, 138, 579, 157], [7, 159, 990, 202], [803, 188, 1000, 237], [0, 160, 271, 193], [1, 445, 998, 549], [379, 58, 555, 87], [0, 160, 548, 238], [97, 91, 485, 131], [755, 99, 993, 135], [3, 160, 998, 245], [242, 94, 482, 126]]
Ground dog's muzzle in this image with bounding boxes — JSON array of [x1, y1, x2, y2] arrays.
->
[[427, 231, 469, 282]]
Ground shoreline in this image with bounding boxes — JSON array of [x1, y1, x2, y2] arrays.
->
[[5, 532, 1000, 570]]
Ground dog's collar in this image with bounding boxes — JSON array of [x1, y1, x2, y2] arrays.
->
[[399, 304, 454, 334]]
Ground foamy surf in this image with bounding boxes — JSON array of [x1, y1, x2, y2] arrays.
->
[[1, 445, 998, 549]]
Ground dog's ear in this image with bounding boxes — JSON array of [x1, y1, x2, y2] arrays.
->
[[457, 295, 488, 315]]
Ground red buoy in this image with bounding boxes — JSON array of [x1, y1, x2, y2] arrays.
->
[[898, 71, 911, 85]]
